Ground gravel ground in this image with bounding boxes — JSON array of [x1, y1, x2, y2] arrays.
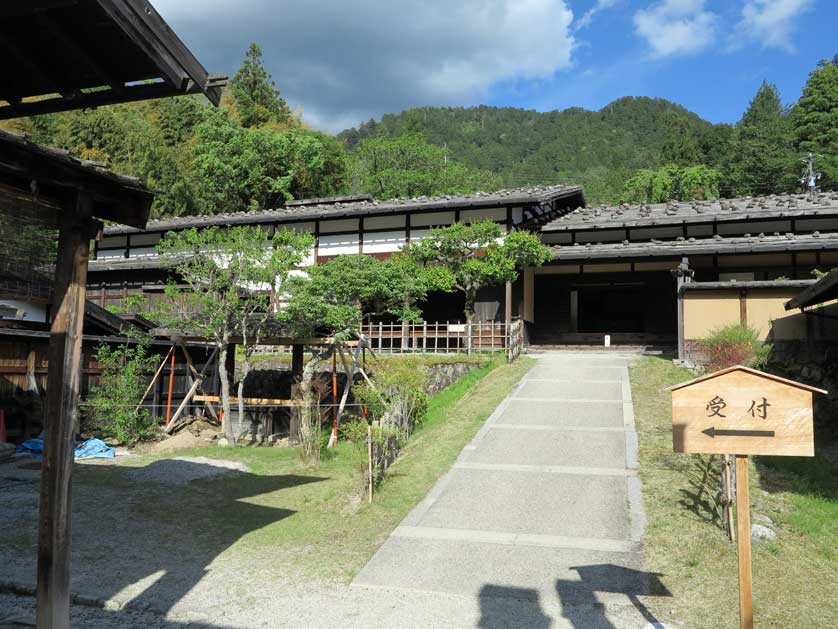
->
[[125, 457, 249, 485]]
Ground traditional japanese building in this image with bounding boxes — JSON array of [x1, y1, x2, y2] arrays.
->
[[81, 187, 838, 356], [86, 185, 585, 322]]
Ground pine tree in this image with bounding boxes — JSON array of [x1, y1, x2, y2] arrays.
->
[[229, 43, 292, 128], [793, 56, 838, 190], [729, 82, 797, 196]]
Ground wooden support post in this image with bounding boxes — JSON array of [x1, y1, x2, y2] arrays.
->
[[36, 194, 97, 629], [367, 422, 373, 504], [735, 455, 754, 629], [504, 281, 512, 325], [165, 348, 176, 426], [330, 350, 338, 444], [673, 257, 691, 363], [135, 345, 173, 415]]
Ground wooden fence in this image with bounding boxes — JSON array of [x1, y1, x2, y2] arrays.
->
[[360, 321, 524, 361]]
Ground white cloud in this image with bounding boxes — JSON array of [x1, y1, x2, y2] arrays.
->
[[150, 0, 576, 133], [576, 0, 620, 30], [738, 0, 813, 51], [633, 0, 717, 57]]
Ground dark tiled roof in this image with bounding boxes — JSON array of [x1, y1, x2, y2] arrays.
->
[[541, 193, 838, 232], [682, 280, 816, 291], [103, 185, 583, 235], [551, 231, 838, 260], [785, 268, 838, 310], [0, 129, 147, 191]]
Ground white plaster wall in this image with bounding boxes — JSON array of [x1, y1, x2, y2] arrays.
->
[[319, 233, 360, 255], [362, 230, 406, 253]]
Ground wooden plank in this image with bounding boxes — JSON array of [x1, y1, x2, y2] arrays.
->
[[134, 345, 173, 414], [193, 395, 299, 406], [165, 378, 201, 432], [735, 455, 754, 629], [36, 194, 96, 629]]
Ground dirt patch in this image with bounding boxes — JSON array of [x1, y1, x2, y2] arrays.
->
[[126, 456, 249, 485], [151, 418, 220, 453]]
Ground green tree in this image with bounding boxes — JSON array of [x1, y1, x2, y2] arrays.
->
[[622, 164, 720, 203], [410, 222, 551, 351], [157, 225, 313, 443], [280, 253, 423, 457], [793, 56, 838, 190], [660, 117, 703, 166], [87, 334, 158, 445], [349, 133, 501, 199], [229, 42, 292, 128], [729, 81, 798, 196], [192, 108, 347, 213]]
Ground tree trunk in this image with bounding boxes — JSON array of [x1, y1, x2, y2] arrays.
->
[[218, 342, 234, 443]]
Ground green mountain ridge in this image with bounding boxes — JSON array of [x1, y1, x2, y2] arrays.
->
[[337, 97, 721, 203]]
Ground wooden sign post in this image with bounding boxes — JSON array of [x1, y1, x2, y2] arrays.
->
[[670, 365, 825, 629]]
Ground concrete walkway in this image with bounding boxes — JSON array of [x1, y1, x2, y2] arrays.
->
[[354, 352, 667, 628]]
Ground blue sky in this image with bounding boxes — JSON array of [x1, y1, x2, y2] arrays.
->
[[153, 0, 836, 133]]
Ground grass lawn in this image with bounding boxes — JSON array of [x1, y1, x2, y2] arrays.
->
[[630, 356, 838, 628], [72, 355, 534, 586]]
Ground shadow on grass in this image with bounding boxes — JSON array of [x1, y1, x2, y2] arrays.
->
[[677, 455, 725, 530], [30, 459, 325, 617]]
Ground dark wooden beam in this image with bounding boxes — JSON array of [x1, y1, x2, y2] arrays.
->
[[36, 191, 98, 629], [0, 79, 206, 120], [0, 1, 78, 19]]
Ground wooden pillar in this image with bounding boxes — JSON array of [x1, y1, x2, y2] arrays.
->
[[504, 281, 512, 325], [569, 290, 579, 333], [36, 192, 97, 629], [673, 257, 691, 363], [289, 344, 304, 442], [735, 455, 754, 629], [739, 289, 748, 326]]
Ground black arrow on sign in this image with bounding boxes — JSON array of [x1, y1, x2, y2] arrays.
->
[[702, 427, 775, 438]]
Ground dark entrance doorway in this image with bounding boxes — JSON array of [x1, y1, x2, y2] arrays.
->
[[531, 272, 676, 345]]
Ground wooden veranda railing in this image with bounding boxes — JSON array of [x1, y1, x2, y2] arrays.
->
[[360, 320, 525, 362]]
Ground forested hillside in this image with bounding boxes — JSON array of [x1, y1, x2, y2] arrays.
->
[[338, 98, 713, 201], [340, 55, 838, 204], [2, 43, 836, 216]]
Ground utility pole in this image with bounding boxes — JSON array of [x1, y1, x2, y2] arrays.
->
[[801, 152, 822, 201]]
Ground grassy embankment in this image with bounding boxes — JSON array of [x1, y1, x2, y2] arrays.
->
[[630, 356, 838, 628], [75, 355, 533, 584]]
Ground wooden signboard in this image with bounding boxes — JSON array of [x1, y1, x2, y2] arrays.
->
[[672, 365, 824, 457], [670, 365, 825, 629]]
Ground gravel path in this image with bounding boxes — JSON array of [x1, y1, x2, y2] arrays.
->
[[0, 354, 678, 627]]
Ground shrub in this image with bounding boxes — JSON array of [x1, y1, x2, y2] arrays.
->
[[354, 360, 428, 441], [699, 323, 771, 372], [87, 335, 158, 445]]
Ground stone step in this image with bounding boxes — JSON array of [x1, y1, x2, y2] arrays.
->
[[463, 426, 627, 469], [496, 399, 625, 428], [516, 380, 624, 401], [402, 468, 630, 541]]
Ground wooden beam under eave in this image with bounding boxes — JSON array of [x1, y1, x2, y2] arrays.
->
[[36, 191, 98, 629], [0, 80, 203, 120]]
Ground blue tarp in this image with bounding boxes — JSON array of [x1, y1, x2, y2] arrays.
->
[[17, 437, 115, 460]]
